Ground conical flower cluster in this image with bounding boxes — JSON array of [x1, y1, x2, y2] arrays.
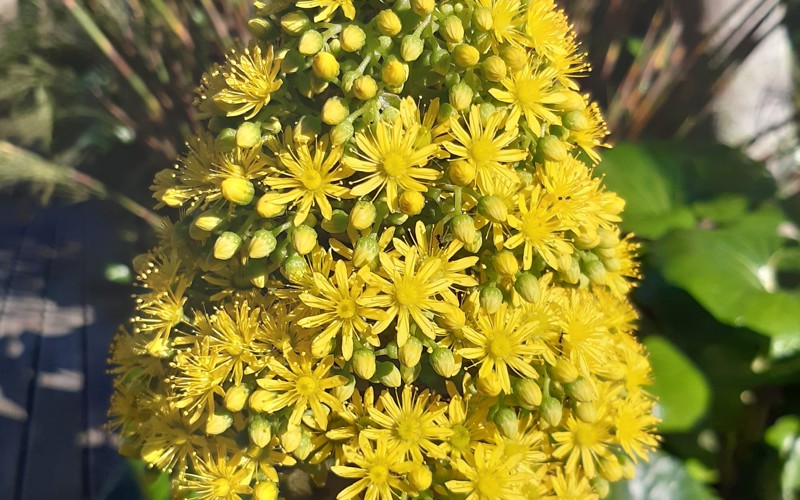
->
[[110, 0, 659, 498]]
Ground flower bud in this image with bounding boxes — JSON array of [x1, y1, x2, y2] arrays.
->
[[480, 286, 503, 314], [247, 17, 277, 40], [400, 35, 425, 62], [224, 384, 252, 412], [294, 115, 322, 144], [551, 359, 579, 384], [280, 426, 302, 453], [400, 363, 421, 384], [298, 29, 324, 55], [376, 10, 402, 36], [321, 97, 350, 125], [576, 402, 598, 423], [292, 224, 318, 255], [332, 371, 356, 400], [600, 456, 623, 482], [253, 481, 279, 500], [562, 256, 581, 284], [215, 127, 237, 152], [352, 348, 377, 379], [236, 121, 262, 148], [574, 224, 600, 249], [493, 408, 519, 438], [312, 52, 340, 81], [566, 377, 594, 402], [449, 82, 473, 111], [620, 456, 636, 480], [256, 194, 286, 218], [281, 11, 310, 35], [493, 250, 519, 277], [453, 44, 480, 68], [341, 25, 366, 52], [347, 78, 375, 103], [399, 336, 424, 367], [449, 160, 476, 186], [436, 306, 466, 331], [501, 45, 527, 72], [591, 477, 610, 498], [248, 229, 278, 258], [514, 272, 541, 303], [221, 176, 255, 205], [214, 231, 242, 260], [349, 200, 377, 230], [282, 254, 309, 283], [385, 340, 399, 359], [482, 55, 507, 82], [537, 135, 568, 162], [352, 236, 379, 268], [205, 408, 233, 435], [194, 211, 224, 232], [557, 90, 586, 111], [411, 0, 435, 15], [430, 348, 456, 378], [375, 361, 401, 387], [247, 414, 272, 448], [321, 209, 349, 233], [189, 224, 209, 241], [562, 109, 590, 131], [399, 190, 425, 215], [440, 15, 464, 43], [476, 373, 503, 396], [381, 59, 408, 86], [465, 229, 483, 253], [473, 7, 494, 31], [583, 256, 607, 285], [408, 464, 433, 491], [515, 378, 543, 408], [477, 195, 508, 223], [451, 214, 476, 243], [540, 397, 563, 427], [331, 121, 354, 145], [249, 389, 277, 413]]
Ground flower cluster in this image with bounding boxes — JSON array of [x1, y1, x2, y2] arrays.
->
[[110, 0, 659, 498]]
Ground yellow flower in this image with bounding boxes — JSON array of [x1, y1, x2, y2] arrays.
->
[[331, 434, 413, 500], [525, 0, 572, 59], [444, 106, 527, 193], [138, 403, 202, 473], [476, 0, 528, 48], [459, 303, 544, 394], [326, 386, 376, 444], [363, 385, 451, 461], [168, 338, 229, 424], [256, 352, 346, 429], [488, 63, 565, 130], [298, 260, 387, 360], [209, 42, 283, 119], [441, 392, 493, 460], [446, 443, 528, 500], [568, 102, 610, 164], [552, 413, 614, 478], [613, 397, 660, 462], [505, 187, 573, 270], [548, 467, 599, 500], [179, 447, 255, 500], [365, 250, 458, 347], [399, 97, 451, 151], [345, 119, 443, 212], [263, 134, 352, 225], [296, 0, 355, 22], [537, 157, 603, 228]]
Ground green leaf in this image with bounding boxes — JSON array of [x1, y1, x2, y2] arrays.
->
[[765, 416, 800, 496], [644, 335, 710, 432], [608, 451, 719, 500], [653, 207, 800, 357]]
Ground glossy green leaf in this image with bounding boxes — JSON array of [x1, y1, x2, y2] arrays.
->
[[608, 451, 718, 500], [653, 207, 800, 357], [766, 416, 800, 497], [644, 335, 710, 432]]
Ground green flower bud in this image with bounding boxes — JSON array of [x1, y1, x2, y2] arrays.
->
[[453, 44, 480, 68], [280, 11, 310, 35], [331, 121, 355, 145], [386, 211, 408, 225], [408, 464, 432, 492], [205, 408, 233, 435], [341, 25, 366, 52], [464, 229, 483, 253], [473, 7, 494, 31], [448, 160, 476, 186], [399, 363, 421, 384], [292, 224, 318, 255], [375, 361, 401, 387], [352, 236, 379, 268], [567, 377, 595, 404], [349, 200, 377, 230], [582, 255, 607, 285], [194, 210, 224, 232], [401, 35, 425, 62], [281, 254, 309, 283], [430, 347, 456, 378], [312, 52, 340, 80], [449, 82, 473, 111], [280, 426, 302, 452], [376, 10, 402, 36], [480, 285, 503, 314], [321, 97, 350, 125], [550, 124, 570, 141], [597, 228, 618, 249], [352, 348, 377, 379], [247, 17, 277, 40], [537, 134, 568, 162], [320, 209, 349, 233], [574, 224, 600, 249], [352, 75, 378, 100], [214, 231, 242, 260], [562, 109, 590, 131], [298, 29, 324, 55], [399, 190, 425, 215], [477, 195, 508, 223], [514, 272, 541, 303], [224, 384, 252, 412], [440, 15, 464, 43], [591, 477, 610, 498], [332, 371, 356, 400], [514, 378, 543, 408], [550, 358, 579, 384], [562, 256, 581, 284], [249, 389, 277, 413], [382, 58, 409, 86], [431, 49, 452, 75], [540, 397, 563, 427], [576, 402, 598, 423], [476, 373, 503, 397], [451, 214, 476, 243], [294, 115, 322, 144], [399, 336, 424, 367], [599, 456, 623, 482], [253, 481, 279, 500], [221, 176, 255, 205], [384, 340, 399, 359], [493, 250, 519, 277], [483, 55, 507, 82], [493, 408, 518, 438], [256, 194, 287, 219], [248, 415, 273, 448], [557, 90, 587, 111], [236, 122, 262, 148], [215, 127, 237, 152], [501, 45, 527, 72], [248, 229, 278, 258]]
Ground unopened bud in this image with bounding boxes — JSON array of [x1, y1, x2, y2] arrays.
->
[[352, 348, 377, 379], [477, 195, 508, 223], [352, 236, 379, 268], [408, 464, 433, 491], [341, 25, 366, 52], [453, 44, 480, 68], [253, 481, 279, 500], [331, 121, 354, 145], [500, 45, 527, 72], [322, 97, 350, 125], [205, 408, 233, 435], [256, 194, 286, 218], [224, 384, 252, 412], [583, 256, 607, 285], [194, 211, 224, 232], [247, 17, 276, 40], [562, 109, 590, 131], [399, 363, 421, 384], [332, 371, 356, 400], [514, 272, 541, 303], [215, 127, 237, 152], [248, 229, 278, 258], [321, 209, 349, 233], [576, 402, 598, 423], [493, 408, 519, 438], [349, 200, 377, 230], [430, 348, 456, 378], [620, 456, 636, 480], [493, 250, 519, 277], [476, 373, 503, 396], [280, 11, 310, 35], [248, 415, 273, 447], [436, 306, 466, 331], [236, 121, 262, 148], [312, 52, 340, 81], [399, 190, 425, 215], [249, 389, 276, 413], [557, 91, 586, 112], [401, 35, 424, 62], [464, 229, 483, 253], [411, 0, 434, 14], [294, 115, 322, 144], [399, 336, 424, 367], [375, 361, 401, 387], [376, 10, 402, 36], [440, 15, 464, 43], [515, 378, 543, 408], [449, 160, 476, 186], [600, 456, 623, 482], [449, 82, 473, 111], [451, 214, 476, 243], [483, 55, 507, 82], [352, 75, 378, 100], [480, 286, 503, 314], [551, 359, 579, 384], [214, 231, 242, 260], [281, 254, 309, 283], [298, 29, 324, 55], [540, 397, 563, 426], [473, 7, 494, 31], [280, 426, 302, 452], [565, 376, 594, 402], [221, 176, 255, 205], [382, 59, 408, 86]]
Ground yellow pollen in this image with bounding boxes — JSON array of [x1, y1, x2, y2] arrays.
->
[[450, 424, 471, 451], [395, 282, 422, 306], [369, 463, 390, 484], [470, 136, 497, 164], [212, 478, 232, 496], [396, 415, 423, 443], [515, 78, 541, 107], [523, 216, 548, 240], [575, 422, 598, 446], [296, 375, 318, 397], [301, 169, 323, 190], [488, 334, 512, 358], [383, 153, 410, 177], [337, 298, 357, 319]]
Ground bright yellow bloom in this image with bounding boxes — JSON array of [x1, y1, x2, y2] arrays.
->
[[331, 434, 413, 500], [345, 119, 443, 212], [210, 43, 283, 119], [168, 338, 229, 425], [446, 443, 528, 500], [548, 467, 599, 500], [296, 0, 355, 22], [489, 63, 565, 130], [179, 447, 255, 500], [442, 393, 493, 459], [613, 397, 660, 462], [552, 414, 614, 478], [477, 0, 528, 48], [525, 0, 572, 59], [505, 187, 573, 270]]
